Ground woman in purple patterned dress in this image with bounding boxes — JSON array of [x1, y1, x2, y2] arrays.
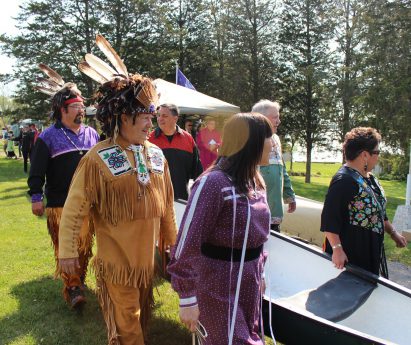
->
[[168, 113, 274, 344]]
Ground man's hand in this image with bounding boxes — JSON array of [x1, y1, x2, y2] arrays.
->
[[32, 201, 45, 216], [287, 201, 296, 213], [59, 258, 80, 275], [179, 305, 200, 333], [332, 247, 348, 269]]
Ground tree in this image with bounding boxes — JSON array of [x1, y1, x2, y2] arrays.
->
[[358, 0, 411, 154], [0, 0, 102, 119], [224, 0, 278, 110], [332, 0, 365, 144], [278, 0, 336, 182]]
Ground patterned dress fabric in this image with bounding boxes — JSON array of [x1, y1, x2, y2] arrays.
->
[[168, 170, 271, 344]]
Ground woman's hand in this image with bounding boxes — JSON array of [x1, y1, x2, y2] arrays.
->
[[59, 258, 80, 275], [391, 231, 408, 248], [261, 277, 266, 295], [332, 247, 348, 269], [179, 305, 200, 332]]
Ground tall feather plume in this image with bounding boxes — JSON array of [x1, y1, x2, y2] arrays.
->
[[34, 85, 58, 96], [36, 77, 61, 93], [85, 53, 117, 81], [95, 34, 128, 77], [78, 61, 109, 84], [38, 63, 64, 86]]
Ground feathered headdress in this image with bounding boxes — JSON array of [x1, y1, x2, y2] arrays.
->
[[34, 64, 83, 120], [34, 63, 65, 96], [78, 34, 159, 115]]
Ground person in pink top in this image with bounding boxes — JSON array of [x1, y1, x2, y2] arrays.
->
[[197, 118, 222, 170]]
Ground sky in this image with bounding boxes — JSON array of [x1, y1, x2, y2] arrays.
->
[[0, 0, 22, 96]]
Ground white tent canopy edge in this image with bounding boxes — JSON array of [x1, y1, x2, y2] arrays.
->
[[154, 78, 240, 116]]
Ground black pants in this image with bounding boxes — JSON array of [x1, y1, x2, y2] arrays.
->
[[270, 223, 281, 233], [22, 151, 29, 172]]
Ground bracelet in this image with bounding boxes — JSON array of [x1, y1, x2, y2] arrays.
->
[[332, 243, 342, 250]]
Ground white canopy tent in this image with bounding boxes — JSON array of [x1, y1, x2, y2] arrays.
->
[[154, 78, 240, 116]]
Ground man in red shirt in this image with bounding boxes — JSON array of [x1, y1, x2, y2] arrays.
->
[[149, 104, 203, 200]]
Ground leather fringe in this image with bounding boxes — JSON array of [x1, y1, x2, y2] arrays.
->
[[95, 270, 121, 345], [92, 258, 154, 289], [46, 208, 62, 278], [140, 283, 154, 341], [80, 154, 168, 226]]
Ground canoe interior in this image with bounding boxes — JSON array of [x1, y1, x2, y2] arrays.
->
[[264, 232, 411, 345]]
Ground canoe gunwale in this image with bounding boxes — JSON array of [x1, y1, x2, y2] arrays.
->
[[270, 231, 411, 299]]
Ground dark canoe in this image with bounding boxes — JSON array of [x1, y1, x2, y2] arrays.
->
[[173, 201, 411, 345]]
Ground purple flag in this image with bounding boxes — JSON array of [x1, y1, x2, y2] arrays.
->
[[176, 68, 196, 90]]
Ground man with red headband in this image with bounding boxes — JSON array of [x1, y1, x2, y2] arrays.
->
[[28, 82, 99, 308]]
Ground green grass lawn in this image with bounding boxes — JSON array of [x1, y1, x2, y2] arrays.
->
[[1, 154, 409, 345], [0, 156, 191, 345], [0, 155, 276, 345]]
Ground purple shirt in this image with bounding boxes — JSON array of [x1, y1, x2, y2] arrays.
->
[[39, 122, 100, 158], [29, 122, 99, 206]]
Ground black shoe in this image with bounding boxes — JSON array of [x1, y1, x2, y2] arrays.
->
[[68, 286, 86, 309]]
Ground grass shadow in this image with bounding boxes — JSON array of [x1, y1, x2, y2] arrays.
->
[[0, 276, 193, 345], [0, 276, 107, 345], [149, 313, 191, 345], [0, 189, 29, 201]]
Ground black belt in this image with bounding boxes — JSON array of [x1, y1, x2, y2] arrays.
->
[[201, 243, 263, 262]]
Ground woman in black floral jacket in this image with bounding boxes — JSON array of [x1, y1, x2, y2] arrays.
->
[[320, 127, 407, 277]]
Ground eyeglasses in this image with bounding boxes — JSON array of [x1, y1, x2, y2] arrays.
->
[[68, 105, 86, 111], [369, 150, 380, 155]]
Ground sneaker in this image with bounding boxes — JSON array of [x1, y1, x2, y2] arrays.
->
[[68, 286, 86, 309]]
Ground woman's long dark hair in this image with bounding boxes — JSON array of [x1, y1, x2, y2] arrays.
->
[[214, 112, 273, 195]]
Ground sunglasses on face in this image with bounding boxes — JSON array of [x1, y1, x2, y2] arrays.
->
[[369, 150, 380, 155]]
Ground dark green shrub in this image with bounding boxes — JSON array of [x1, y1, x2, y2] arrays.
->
[[378, 152, 409, 180]]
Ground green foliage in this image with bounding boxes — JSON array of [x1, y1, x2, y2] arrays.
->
[[277, 0, 337, 182], [355, 0, 411, 153], [0, 0, 410, 163], [378, 152, 410, 181]]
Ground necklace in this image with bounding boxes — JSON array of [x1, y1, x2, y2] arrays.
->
[[127, 144, 150, 185], [61, 128, 85, 155]]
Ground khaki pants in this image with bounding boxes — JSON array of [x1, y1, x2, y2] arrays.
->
[[97, 277, 152, 345]]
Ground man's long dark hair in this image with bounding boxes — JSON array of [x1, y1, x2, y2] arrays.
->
[[51, 83, 82, 121], [213, 113, 273, 195]]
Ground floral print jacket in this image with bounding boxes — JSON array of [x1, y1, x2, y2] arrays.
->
[[347, 169, 386, 235]]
